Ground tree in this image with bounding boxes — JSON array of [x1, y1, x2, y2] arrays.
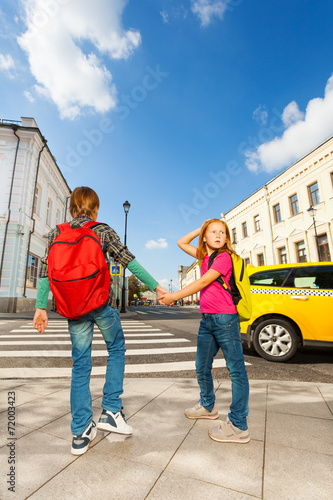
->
[[128, 275, 147, 303]]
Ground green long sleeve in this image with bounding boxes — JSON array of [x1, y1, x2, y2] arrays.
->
[[36, 276, 50, 309], [127, 259, 159, 291]]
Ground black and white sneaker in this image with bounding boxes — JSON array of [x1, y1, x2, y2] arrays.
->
[[71, 421, 97, 455], [97, 409, 133, 435]]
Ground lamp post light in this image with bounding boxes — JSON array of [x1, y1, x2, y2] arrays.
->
[[307, 205, 321, 261], [170, 279, 173, 293], [120, 200, 130, 313]]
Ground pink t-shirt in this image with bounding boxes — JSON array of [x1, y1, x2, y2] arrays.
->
[[199, 252, 237, 314]]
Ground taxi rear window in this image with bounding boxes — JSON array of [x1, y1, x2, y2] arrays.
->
[[291, 266, 333, 290], [249, 269, 291, 287]]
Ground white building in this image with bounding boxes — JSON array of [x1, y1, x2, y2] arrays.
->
[[180, 136, 333, 290], [0, 117, 71, 312]]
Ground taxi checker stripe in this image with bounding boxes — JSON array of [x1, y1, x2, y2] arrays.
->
[[250, 288, 333, 297]]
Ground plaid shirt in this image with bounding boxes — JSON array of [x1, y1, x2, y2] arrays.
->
[[39, 215, 135, 308]]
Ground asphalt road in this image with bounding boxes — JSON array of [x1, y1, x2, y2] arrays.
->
[[0, 305, 332, 382], [131, 306, 333, 383]]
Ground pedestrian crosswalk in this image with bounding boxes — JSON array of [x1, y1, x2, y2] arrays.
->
[[134, 306, 199, 315], [0, 319, 249, 378]]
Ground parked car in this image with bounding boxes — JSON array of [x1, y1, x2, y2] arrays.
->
[[241, 262, 333, 362]]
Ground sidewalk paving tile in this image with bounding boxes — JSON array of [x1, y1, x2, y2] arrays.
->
[[146, 470, 256, 500], [0, 388, 43, 413], [94, 414, 192, 469], [0, 377, 333, 499], [318, 384, 333, 414], [263, 443, 333, 500], [267, 385, 333, 419], [0, 429, 75, 500], [28, 448, 163, 500], [167, 419, 264, 498], [266, 412, 333, 456]]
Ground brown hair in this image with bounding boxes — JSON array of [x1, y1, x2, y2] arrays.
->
[[197, 218, 237, 264], [69, 187, 100, 218]]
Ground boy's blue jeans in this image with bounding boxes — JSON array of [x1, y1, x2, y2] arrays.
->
[[196, 313, 249, 430], [68, 304, 125, 435]]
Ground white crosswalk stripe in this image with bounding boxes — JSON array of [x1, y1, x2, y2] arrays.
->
[[0, 319, 250, 378]]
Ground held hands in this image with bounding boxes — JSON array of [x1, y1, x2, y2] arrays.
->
[[155, 285, 174, 305], [33, 308, 48, 333], [159, 292, 174, 306]]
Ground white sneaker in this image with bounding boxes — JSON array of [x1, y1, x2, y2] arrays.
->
[[71, 421, 97, 455], [97, 409, 133, 435]]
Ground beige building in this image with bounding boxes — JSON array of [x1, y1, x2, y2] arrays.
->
[[179, 136, 333, 290]]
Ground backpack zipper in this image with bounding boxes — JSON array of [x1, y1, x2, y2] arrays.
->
[[52, 269, 100, 283], [50, 234, 102, 250]]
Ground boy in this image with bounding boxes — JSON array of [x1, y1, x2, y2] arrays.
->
[[33, 186, 167, 455]]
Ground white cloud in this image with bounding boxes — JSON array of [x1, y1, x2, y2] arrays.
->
[[145, 238, 168, 250], [191, 0, 229, 27], [160, 11, 169, 23], [17, 0, 141, 119], [157, 278, 179, 291], [281, 101, 304, 127], [253, 105, 268, 126], [245, 74, 333, 173], [24, 90, 35, 102], [0, 53, 15, 75]]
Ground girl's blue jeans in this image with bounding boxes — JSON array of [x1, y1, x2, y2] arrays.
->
[[68, 304, 125, 435], [196, 313, 249, 430]]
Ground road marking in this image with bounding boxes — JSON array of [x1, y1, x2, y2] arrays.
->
[[10, 327, 162, 333], [0, 358, 231, 378], [138, 310, 162, 315], [0, 338, 190, 346], [0, 346, 198, 357], [0, 333, 174, 339]]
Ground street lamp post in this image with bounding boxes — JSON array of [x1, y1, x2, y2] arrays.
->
[[120, 200, 130, 313], [307, 205, 321, 261]]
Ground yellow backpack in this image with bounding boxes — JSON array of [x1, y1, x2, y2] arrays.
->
[[208, 251, 252, 322]]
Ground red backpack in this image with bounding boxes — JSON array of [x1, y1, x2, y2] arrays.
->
[[47, 221, 111, 319]]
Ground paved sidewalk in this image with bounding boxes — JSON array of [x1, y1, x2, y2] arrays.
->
[[0, 377, 332, 500]]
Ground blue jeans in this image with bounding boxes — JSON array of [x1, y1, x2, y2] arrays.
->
[[68, 304, 125, 434], [196, 313, 249, 430]]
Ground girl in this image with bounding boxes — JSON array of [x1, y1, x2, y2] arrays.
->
[[161, 219, 250, 443]]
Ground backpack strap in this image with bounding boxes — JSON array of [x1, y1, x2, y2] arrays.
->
[[208, 250, 232, 297], [82, 220, 102, 230], [57, 222, 71, 233]]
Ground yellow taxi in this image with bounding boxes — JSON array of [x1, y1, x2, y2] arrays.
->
[[241, 262, 333, 362]]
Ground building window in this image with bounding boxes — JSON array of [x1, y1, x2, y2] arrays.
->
[[257, 253, 264, 266], [232, 228, 237, 244], [290, 194, 300, 216], [33, 187, 40, 215], [56, 209, 61, 225], [296, 241, 307, 263], [278, 246, 287, 264], [273, 204, 282, 223], [244, 258, 250, 267], [308, 182, 320, 206], [242, 222, 248, 238], [26, 254, 39, 289], [254, 214, 261, 232], [46, 199, 52, 226], [318, 234, 331, 262]]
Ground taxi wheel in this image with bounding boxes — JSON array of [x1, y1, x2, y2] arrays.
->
[[253, 319, 298, 362]]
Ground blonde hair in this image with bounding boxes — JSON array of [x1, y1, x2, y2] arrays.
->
[[69, 186, 100, 218], [197, 218, 237, 264]]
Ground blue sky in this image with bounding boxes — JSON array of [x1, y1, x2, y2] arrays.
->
[[1, 0, 333, 291]]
